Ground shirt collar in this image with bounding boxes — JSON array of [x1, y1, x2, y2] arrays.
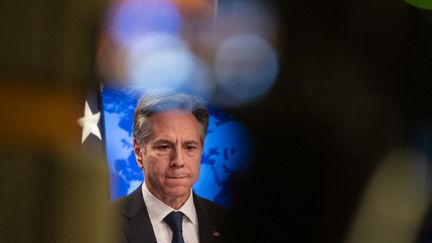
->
[[142, 183, 197, 227]]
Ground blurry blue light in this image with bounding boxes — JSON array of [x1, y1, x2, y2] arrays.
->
[[179, 58, 215, 99], [108, 0, 182, 47], [127, 33, 195, 90], [214, 34, 278, 104]]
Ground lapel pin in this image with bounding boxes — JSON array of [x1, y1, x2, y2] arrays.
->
[[212, 230, 220, 237]]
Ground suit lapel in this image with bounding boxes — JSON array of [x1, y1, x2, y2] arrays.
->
[[121, 187, 157, 243], [194, 194, 222, 243], [125, 207, 157, 243]]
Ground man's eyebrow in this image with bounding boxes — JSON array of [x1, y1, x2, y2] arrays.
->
[[184, 140, 200, 145], [152, 139, 174, 145]]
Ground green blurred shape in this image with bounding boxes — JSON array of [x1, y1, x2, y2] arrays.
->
[[406, 0, 432, 9]]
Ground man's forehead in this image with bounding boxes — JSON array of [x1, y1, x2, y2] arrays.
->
[[150, 109, 195, 119], [152, 138, 200, 144], [149, 110, 199, 132]]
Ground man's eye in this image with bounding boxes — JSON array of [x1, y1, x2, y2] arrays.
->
[[156, 145, 169, 151], [186, 145, 197, 151]]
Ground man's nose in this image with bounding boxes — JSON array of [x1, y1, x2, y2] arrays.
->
[[170, 147, 185, 167]]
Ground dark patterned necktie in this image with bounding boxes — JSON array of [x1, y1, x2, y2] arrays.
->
[[164, 211, 185, 243]]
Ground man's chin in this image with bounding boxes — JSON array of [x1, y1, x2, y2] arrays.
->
[[165, 177, 194, 191], [164, 185, 191, 198]]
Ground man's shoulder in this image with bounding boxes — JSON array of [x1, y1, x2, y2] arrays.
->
[[105, 187, 148, 242], [193, 193, 233, 225], [194, 194, 232, 214], [108, 195, 128, 213], [193, 194, 237, 242], [107, 186, 145, 219]]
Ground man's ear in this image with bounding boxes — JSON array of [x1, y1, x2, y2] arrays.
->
[[134, 138, 144, 168]]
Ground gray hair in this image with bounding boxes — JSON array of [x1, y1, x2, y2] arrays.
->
[[133, 91, 209, 146]]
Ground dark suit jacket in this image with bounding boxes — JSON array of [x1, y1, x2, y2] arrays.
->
[[109, 186, 234, 243]]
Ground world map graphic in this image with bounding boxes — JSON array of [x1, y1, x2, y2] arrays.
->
[[101, 87, 253, 207]]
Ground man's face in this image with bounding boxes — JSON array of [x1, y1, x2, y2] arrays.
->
[[134, 110, 202, 205]]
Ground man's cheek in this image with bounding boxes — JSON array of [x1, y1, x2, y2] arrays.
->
[[147, 158, 160, 173]]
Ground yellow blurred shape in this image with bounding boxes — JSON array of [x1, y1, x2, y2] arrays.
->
[[0, 81, 83, 150], [345, 149, 430, 243]]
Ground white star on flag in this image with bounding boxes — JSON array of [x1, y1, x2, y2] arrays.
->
[[78, 101, 102, 143]]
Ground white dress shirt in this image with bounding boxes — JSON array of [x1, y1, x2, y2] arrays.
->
[[142, 183, 200, 243]]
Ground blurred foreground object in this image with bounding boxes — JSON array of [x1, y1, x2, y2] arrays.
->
[[406, 0, 432, 10], [97, 0, 280, 107], [344, 149, 431, 243], [0, 0, 115, 241], [0, 149, 113, 243], [0, 85, 116, 243], [0, 0, 105, 86]]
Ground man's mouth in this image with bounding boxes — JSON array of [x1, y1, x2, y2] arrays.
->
[[167, 175, 188, 179]]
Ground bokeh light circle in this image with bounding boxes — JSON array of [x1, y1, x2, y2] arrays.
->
[[108, 0, 182, 48], [127, 33, 195, 90], [214, 34, 278, 105]]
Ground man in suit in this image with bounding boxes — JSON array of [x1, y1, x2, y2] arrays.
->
[[110, 92, 233, 243]]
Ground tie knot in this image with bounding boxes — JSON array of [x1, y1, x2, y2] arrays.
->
[[164, 211, 184, 233]]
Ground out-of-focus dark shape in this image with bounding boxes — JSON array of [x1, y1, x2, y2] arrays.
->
[[0, 0, 114, 242], [230, 0, 432, 242], [0, 149, 114, 243], [0, 0, 105, 86]]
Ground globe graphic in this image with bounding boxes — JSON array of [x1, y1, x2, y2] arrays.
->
[[102, 87, 253, 208]]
